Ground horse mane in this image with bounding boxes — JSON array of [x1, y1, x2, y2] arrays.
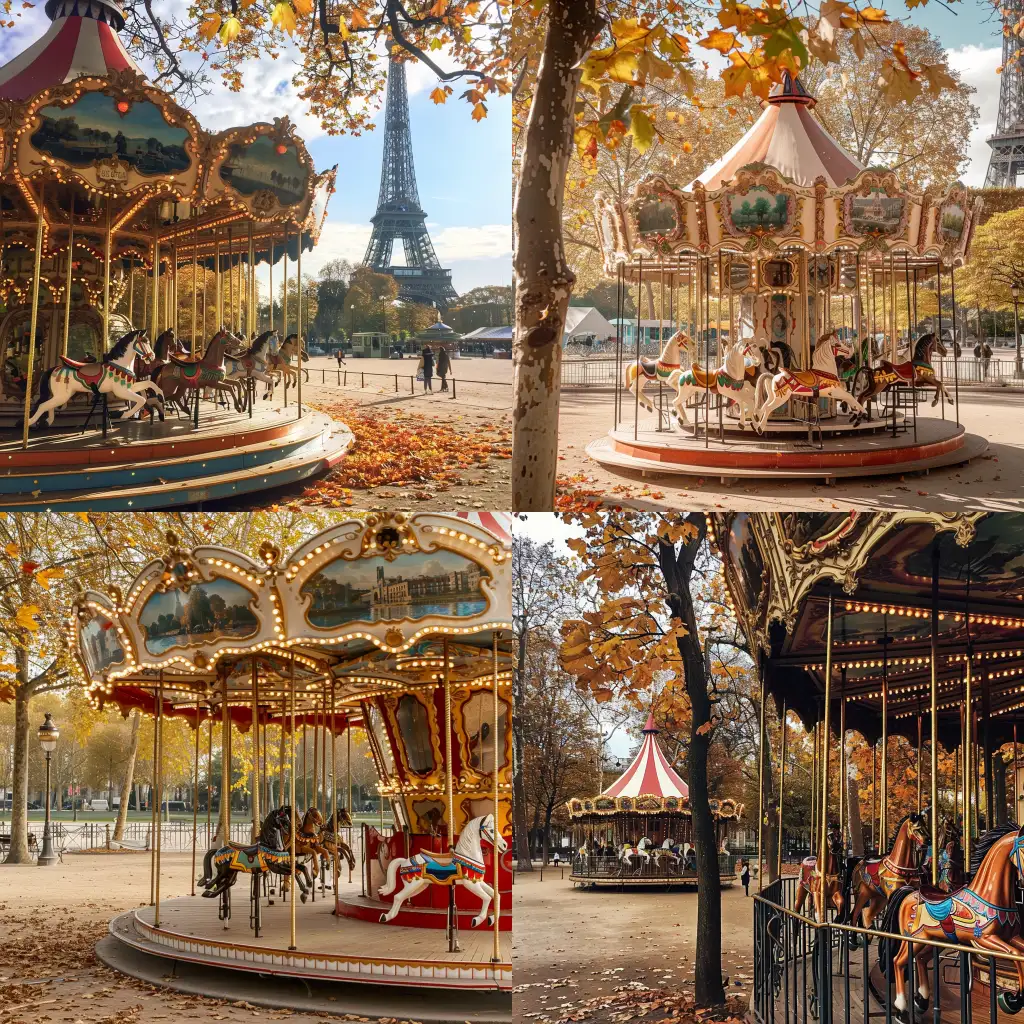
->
[[249, 334, 269, 358], [913, 332, 935, 362], [969, 821, 1019, 875], [105, 330, 138, 362], [887, 811, 924, 852], [202, 330, 229, 360]]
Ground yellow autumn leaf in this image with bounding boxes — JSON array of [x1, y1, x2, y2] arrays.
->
[[349, 7, 369, 29], [628, 105, 655, 152], [429, 86, 448, 104], [699, 29, 736, 55], [15, 604, 40, 633], [0, 663, 18, 673], [4, 542, 18, 558], [270, 3, 295, 32], [219, 15, 241, 41], [471, 101, 487, 121], [198, 12, 221, 40], [293, 0, 313, 14], [35, 566, 65, 591]]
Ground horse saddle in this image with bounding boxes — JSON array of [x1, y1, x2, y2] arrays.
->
[[888, 361, 915, 383], [638, 356, 659, 378], [919, 881, 952, 902], [170, 355, 201, 369], [61, 357, 104, 383], [405, 852, 460, 883], [688, 363, 714, 389], [787, 369, 834, 389]]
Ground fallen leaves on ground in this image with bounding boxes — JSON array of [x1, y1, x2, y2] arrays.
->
[[547, 986, 748, 1024], [303, 402, 511, 505]]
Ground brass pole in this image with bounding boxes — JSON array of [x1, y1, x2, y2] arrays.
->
[[331, 675, 339, 900], [444, 636, 458, 952], [346, 717, 352, 884], [492, 632, 502, 964], [839, 676, 847, 848], [21, 187, 46, 449], [282, 239, 288, 408], [818, 591, 834, 882], [321, 690, 328, 821], [151, 213, 160, 339], [965, 658, 973, 865], [150, 703, 157, 905], [289, 656, 297, 950], [227, 227, 234, 334], [930, 543, 939, 884], [810, 717, 818, 853], [1014, 723, 1019, 825], [206, 716, 212, 845], [192, 215, 199, 353], [881, 615, 889, 845], [871, 744, 877, 851], [777, 702, 786, 878], [191, 695, 200, 896], [252, 659, 260, 840], [128, 258, 134, 326], [221, 674, 231, 843], [756, 666, 767, 891], [103, 198, 112, 351], [296, 231, 303, 417], [62, 209, 74, 357], [155, 674, 163, 927], [247, 220, 254, 337], [304, 718, 309, 811], [917, 713, 923, 811], [214, 238, 222, 327]]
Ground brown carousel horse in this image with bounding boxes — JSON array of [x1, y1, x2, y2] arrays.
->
[[850, 331, 949, 424], [843, 812, 928, 947], [265, 333, 309, 398], [795, 821, 847, 922], [279, 807, 328, 899], [318, 808, 357, 878], [154, 329, 244, 414], [881, 822, 1024, 1017]]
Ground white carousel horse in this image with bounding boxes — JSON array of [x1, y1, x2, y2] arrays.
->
[[650, 837, 683, 869], [378, 813, 507, 928], [224, 331, 279, 397], [753, 329, 865, 433], [619, 836, 652, 871], [623, 330, 696, 415], [669, 339, 763, 429], [28, 330, 162, 427]]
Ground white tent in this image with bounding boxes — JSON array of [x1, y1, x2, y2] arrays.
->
[[564, 307, 615, 346]]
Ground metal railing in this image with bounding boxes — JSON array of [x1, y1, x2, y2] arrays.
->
[[301, 367, 511, 401], [935, 357, 1024, 386]]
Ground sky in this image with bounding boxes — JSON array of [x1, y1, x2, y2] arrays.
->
[[0, 5, 511, 296]]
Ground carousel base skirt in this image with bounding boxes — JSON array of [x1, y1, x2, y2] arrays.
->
[[0, 404, 351, 509], [588, 417, 985, 481], [569, 872, 737, 887], [336, 893, 513, 931], [105, 898, 511, 994]]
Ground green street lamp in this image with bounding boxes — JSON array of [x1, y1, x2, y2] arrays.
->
[[1013, 281, 1023, 379], [37, 712, 59, 866]]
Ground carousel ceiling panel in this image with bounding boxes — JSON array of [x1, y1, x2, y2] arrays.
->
[[72, 513, 511, 706], [13, 73, 203, 201]]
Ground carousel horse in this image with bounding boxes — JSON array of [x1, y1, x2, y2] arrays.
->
[[198, 806, 312, 932], [669, 339, 763, 429], [318, 808, 357, 879], [921, 817, 966, 893], [378, 813, 507, 928], [881, 822, 1024, 1017], [650, 837, 684, 870], [794, 821, 846, 923], [850, 332, 950, 424], [843, 812, 928, 947], [28, 330, 162, 427], [619, 836, 652, 872], [759, 339, 797, 374], [753, 330, 866, 433], [154, 329, 244, 414], [623, 329, 696, 415], [278, 807, 328, 899], [225, 331, 279, 401], [266, 335, 305, 399]]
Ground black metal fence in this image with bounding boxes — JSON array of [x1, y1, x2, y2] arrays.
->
[[571, 849, 737, 884]]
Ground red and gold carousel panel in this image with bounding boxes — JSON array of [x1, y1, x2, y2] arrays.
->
[[70, 511, 512, 999]]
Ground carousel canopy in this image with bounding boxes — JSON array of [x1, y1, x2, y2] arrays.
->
[[603, 714, 689, 799], [691, 73, 863, 191], [0, 0, 140, 101]]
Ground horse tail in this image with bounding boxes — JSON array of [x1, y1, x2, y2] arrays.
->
[[29, 367, 54, 418], [199, 845, 217, 887], [839, 855, 861, 920], [877, 885, 915, 979], [379, 855, 406, 897]]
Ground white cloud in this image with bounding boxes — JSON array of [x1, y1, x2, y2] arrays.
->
[[947, 44, 1001, 186], [432, 224, 511, 260]]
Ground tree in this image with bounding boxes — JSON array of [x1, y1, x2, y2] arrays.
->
[[560, 509, 762, 1006], [800, 22, 977, 187], [314, 259, 354, 338], [511, 0, 958, 509], [344, 267, 401, 335], [955, 208, 1024, 313]]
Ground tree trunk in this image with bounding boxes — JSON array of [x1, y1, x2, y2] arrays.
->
[[113, 711, 142, 842], [761, 727, 778, 884], [6, 662, 32, 863], [659, 516, 726, 1007], [511, 0, 602, 510], [848, 772, 865, 856]]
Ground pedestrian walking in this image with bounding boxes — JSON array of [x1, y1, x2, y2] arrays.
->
[[436, 345, 450, 392], [740, 858, 751, 896], [335, 349, 346, 367], [421, 345, 434, 392], [552, 851, 560, 867]]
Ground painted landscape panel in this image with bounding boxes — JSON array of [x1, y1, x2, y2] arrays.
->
[[79, 613, 125, 677], [848, 191, 905, 235], [31, 92, 190, 174], [939, 202, 966, 241], [727, 188, 790, 233], [636, 197, 679, 238], [140, 578, 259, 654], [302, 551, 490, 628], [219, 136, 308, 207]]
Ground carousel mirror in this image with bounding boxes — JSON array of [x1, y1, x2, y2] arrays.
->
[[635, 195, 680, 239], [139, 578, 259, 655], [394, 693, 435, 774], [461, 691, 508, 773], [78, 612, 125, 676], [219, 136, 309, 208], [761, 259, 794, 290], [724, 256, 753, 292]]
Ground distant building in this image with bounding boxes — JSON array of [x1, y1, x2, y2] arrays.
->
[[371, 563, 485, 605], [460, 324, 511, 356]]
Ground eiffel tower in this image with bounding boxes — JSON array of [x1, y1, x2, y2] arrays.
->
[[986, 0, 1024, 186], [363, 57, 458, 310]]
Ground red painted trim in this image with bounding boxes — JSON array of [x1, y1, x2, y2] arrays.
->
[[96, 20, 133, 71], [336, 895, 513, 931], [0, 17, 81, 99]]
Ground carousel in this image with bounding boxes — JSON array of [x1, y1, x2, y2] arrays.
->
[[69, 511, 512, 1008], [590, 74, 987, 482], [0, 0, 350, 508], [567, 713, 743, 887], [710, 512, 1024, 1024]]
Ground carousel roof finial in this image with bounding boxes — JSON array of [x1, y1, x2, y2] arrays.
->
[[0, 0, 142, 101]]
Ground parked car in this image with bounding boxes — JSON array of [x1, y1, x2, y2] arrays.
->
[[86, 798, 109, 813]]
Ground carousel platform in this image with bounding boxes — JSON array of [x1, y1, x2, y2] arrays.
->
[[104, 896, 511, 994], [0, 404, 351, 509], [588, 416, 986, 482]]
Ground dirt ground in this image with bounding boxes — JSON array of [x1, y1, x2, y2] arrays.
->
[[0, 851, 418, 1024], [557, 386, 1024, 512], [208, 355, 512, 512], [512, 871, 755, 1021]]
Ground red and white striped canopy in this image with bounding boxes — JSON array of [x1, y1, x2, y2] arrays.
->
[[691, 73, 863, 190], [0, 0, 141, 102], [455, 511, 512, 546], [603, 714, 689, 799]]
